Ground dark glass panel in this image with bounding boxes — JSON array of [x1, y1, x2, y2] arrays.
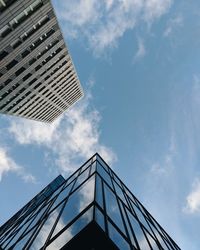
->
[[95, 174, 103, 208], [6, 59, 18, 70]]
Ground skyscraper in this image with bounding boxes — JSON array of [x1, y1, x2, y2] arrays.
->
[[0, 153, 180, 249], [0, 0, 83, 123]]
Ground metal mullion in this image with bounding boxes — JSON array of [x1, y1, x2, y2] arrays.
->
[[130, 199, 161, 246], [110, 175, 133, 249], [22, 199, 58, 250], [8, 200, 52, 249], [147, 214, 174, 249], [107, 215, 132, 247], [93, 172, 98, 220], [121, 204, 141, 250], [101, 177, 108, 235], [70, 171, 95, 196], [129, 201, 154, 250]]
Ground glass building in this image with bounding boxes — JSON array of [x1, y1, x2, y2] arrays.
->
[[0, 0, 83, 123], [0, 153, 180, 249]]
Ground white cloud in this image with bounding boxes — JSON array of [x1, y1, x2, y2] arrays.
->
[[52, 0, 173, 54], [0, 147, 36, 183], [150, 133, 176, 176], [183, 178, 200, 214], [144, 0, 172, 21], [9, 118, 61, 145], [133, 38, 146, 62], [8, 93, 116, 175], [163, 14, 183, 37]]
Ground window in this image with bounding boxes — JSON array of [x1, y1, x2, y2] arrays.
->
[[23, 73, 32, 81], [11, 39, 22, 49], [29, 58, 36, 65], [15, 67, 26, 76], [6, 59, 18, 70], [28, 78, 37, 86], [0, 50, 8, 60], [21, 49, 30, 58], [35, 64, 42, 71], [0, 24, 11, 38]]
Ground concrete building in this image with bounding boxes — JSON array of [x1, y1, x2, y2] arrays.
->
[[0, 0, 83, 122]]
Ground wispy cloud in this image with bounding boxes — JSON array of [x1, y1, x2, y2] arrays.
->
[[163, 14, 183, 37], [150, 133, 176, 176], [0, 147, 36, 183], [183, 178, 200, 214], [8, 91, 116, 175], [52, 0, 173, 55], [133, 38, 146, 62]]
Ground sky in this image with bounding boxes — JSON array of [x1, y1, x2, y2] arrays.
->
[[0, 0, 199, 249]]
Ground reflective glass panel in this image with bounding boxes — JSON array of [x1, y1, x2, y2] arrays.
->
[[49, 180, 74, 212], [73, 167, 90, 190], [46, 207, 93, 250], [95, 207, 105, 231], [9, 228, 34, 250], [52, 176, 95, 238], [144, 230, 160, 250], [126, 209, 151, 249], [104, 184, 126, 235], [133, 205, 154, 235], [29, 205, 62, 249], [113, 181, 129, 208], [90, 161, 96, 176], [97, 162, 113, 189], [108, 222, 130, 250], [96, 155, 109, 172]]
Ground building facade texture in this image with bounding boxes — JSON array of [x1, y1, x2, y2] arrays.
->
[[0, 0, 83, 123], [0, 153, 180, 250]]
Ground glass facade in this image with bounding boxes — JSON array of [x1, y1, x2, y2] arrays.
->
[[0, 153, 180, 249]]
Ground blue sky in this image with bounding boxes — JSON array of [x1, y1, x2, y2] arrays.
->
[[0, 0, 199, 249]]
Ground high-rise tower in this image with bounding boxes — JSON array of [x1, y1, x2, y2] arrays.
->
[[0, 0, 83, 123], [0, 153, 180, 249]]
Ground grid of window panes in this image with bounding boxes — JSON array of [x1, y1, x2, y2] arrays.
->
[[0, 0, 83, 123], [0, 156, 96, 250], [0, 153, 180, 249], [94, 154, 181, 250]]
